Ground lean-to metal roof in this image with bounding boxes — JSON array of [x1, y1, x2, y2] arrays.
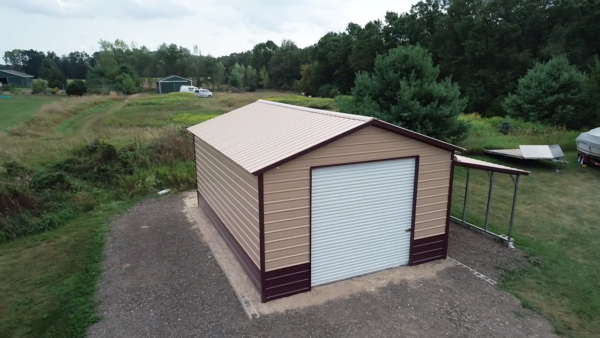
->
[[0, 70, 33, 77], [188, 100, 463, 175], [454, 155, 530, 175]]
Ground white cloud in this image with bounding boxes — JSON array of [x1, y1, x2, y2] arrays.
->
[[0, 0, 416, 57], [2, 0, 194, 19]]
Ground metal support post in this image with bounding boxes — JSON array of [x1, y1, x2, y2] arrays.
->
[[484, 171, 494, 231], [461, 168, 470, 224], [507, 175, 520, 245]]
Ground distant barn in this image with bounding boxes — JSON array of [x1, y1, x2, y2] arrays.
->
[[0, 70, 33, 87], [156, 75, 191, 94]]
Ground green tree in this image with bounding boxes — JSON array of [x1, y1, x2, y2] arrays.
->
[[348, 45, 468, 142], [245, 65, 258, 91], [213, 62, 226, 90], [586, 56, 600, 127], [259, 66, 270, 89], [296, 63, 320, 96], [119, 74, 137, 95], [268, 39, 302, 89], [39, 58, 66, 88], [228, 63, 245, 88], [503, 55, 590, 129]]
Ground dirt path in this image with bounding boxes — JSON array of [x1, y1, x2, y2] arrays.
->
[[88, 194, 557, 338]]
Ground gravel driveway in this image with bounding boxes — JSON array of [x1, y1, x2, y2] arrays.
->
[[88, 194, 556, 338]]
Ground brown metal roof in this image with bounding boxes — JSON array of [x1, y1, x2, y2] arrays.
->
[[188, 100, 463, 175], [454, 155, 530, 175]]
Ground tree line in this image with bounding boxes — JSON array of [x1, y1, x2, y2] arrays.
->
[[3, 0, 600, 137]]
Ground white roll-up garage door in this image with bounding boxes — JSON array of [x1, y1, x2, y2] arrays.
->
[[311, 158, 415, 287]]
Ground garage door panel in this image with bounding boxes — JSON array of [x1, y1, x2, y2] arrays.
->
[[311, 158, 415, 287]]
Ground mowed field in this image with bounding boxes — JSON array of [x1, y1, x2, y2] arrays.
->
[[0, 93, 599, 337], [0, 95, 63, 132]]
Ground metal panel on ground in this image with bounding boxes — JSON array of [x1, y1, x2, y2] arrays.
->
[[311, 158, 415, 287]]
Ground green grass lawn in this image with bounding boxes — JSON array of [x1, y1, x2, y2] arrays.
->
[[452, 137, 600, 336], [0, 91, 291, 337], [1, 94, 599, 337], [0, 95, 62, 131], [0, 200, 137, 337]]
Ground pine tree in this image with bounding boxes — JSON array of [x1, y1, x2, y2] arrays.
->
[[348, 45, 468, 142], [503, 55, 590, 129], [259, 66, 270, 89]]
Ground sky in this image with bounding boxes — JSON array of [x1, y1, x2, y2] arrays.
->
[[0, 0, 415, 59]]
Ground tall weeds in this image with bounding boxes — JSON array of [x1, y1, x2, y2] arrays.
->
[[0, 127, 195, 241]]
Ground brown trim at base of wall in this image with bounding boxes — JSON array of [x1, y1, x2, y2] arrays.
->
[[197, 192, 262, 294], [263, 263, 311, 302], [410, 234, 446, 265]]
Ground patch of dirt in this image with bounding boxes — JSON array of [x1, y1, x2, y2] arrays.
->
[[448, 221, 530, 281]]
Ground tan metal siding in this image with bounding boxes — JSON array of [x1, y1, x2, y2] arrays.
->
[[195, 137, 260, 268], [263, 126, 452, 271]]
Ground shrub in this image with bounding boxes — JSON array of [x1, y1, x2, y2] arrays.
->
[[30, 172, 73, 192], [66, 80, 87, 96], [32, 79, 48, 94], [503, 55, 590, 129], [497, 119, 514, 135], [317, 84, 334, 98], [1, 83, 15, 93]]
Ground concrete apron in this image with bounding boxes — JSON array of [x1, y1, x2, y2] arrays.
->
[[182, 191, 489, 319]]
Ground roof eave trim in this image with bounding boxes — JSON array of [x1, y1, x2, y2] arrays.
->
[[251, 119, 464, 175], [370, 120, 465, 152], [453, 160, 530, 176], [251, 122, 372, 175]]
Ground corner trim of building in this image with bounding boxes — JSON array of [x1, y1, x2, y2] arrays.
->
[[197, 192, 262, 295], [192, 134, 199, 206], [408, 155, 420, 264], [443, 151, 456, 259], [258, 174, 266, 303]]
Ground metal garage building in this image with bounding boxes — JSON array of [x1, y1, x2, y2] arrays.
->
[[157, 75, 191, 94], [188, 100, 463, 302], [0, 70, 33, 87]]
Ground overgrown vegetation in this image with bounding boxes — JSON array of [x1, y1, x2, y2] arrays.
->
[[459, 113, 581, 153], [267, 96, 335, 110], [0, 130, 194, 240]]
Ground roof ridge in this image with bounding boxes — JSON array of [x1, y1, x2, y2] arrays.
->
[[257, 99, 372, 122]]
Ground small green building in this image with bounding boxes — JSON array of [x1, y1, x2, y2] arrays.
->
[[0, 70, 33, 87], [157, 75, 191, 94]]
